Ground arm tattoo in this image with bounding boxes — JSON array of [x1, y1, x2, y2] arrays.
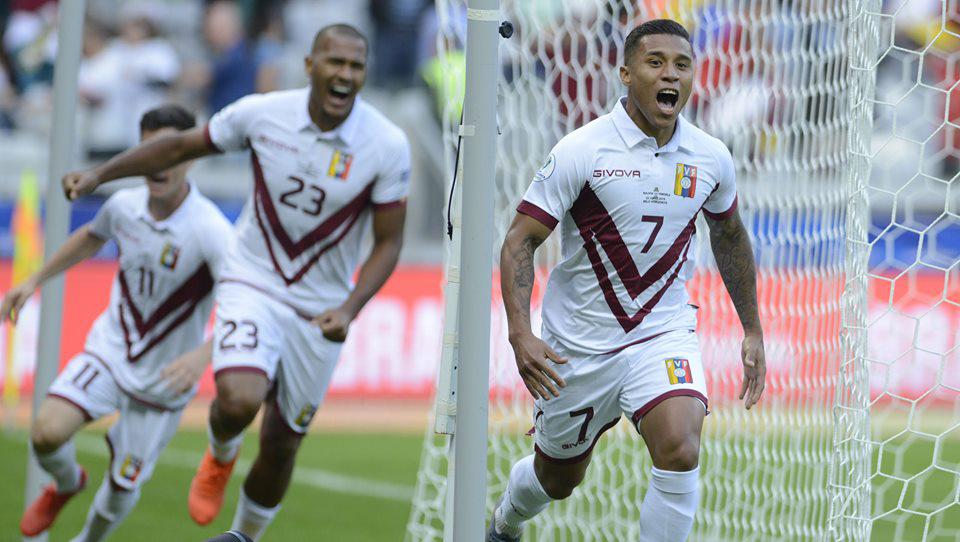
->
[[506, 237, 536, 331], [709, 216, 762, 335]]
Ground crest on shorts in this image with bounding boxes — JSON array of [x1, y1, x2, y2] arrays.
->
[[674, 163, 697, 198], [159, 242, 180, 270], [665, 358, 693, 384], [119, 454, 143, 482], [294, 404, 318, 428], [327, 150, 354, 181]]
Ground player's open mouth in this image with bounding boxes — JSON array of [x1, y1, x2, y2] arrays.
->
[[328, 83, 353, 107], [656, 89, 679, 114], [147, 175, 169, 184]]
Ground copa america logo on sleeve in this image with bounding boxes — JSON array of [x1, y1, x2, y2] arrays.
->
[[534, 153, 556, 182]]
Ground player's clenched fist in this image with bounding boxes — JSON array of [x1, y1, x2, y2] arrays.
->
[[508, 331, 567, 401], [0, 277, 38, 325], [62, 170, 101, 201], [313, 307, 353, 343]]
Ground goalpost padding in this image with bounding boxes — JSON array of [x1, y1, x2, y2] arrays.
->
[[407, 2, 960, 541]]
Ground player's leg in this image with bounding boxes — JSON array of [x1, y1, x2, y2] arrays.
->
[[208, 370, 271, 462], [620, 330, 708, 542], [490, 349, 622, 540], [71, 398, 183, 542], [30, 397, 88, 491], [230, 392, 302, 539], [190, 282, 283, 525], [636, 396, 705, 542], [190, 369, 271, 525], [21, 355, 117, 536], [230, 314, 340, 540]]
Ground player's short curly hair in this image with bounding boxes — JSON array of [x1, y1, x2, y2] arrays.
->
[[140, 104, 196, 132], [624, 19, 692, 64]]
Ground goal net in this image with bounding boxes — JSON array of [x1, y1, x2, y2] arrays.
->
[[406, 1, 960, 541]]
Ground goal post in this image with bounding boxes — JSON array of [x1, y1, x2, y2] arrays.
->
[[408, 1, 960, 541], [23, 3, 87, 541]]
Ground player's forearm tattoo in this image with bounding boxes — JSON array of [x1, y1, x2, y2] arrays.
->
[[503, 235, 537, 332], [709, 217, 762, 335]]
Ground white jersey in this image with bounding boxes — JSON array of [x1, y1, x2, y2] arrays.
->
[[84, 185, 234, 409], [520, 98, 738, 355], [204, 88, 411, 315]]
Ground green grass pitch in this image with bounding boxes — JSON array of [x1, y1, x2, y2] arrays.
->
[[0, 428, 424, 541], [2, 425, 957, 540]]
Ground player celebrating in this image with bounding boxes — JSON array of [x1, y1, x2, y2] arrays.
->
[[9, 104, 234, 541], [487, 20, 766, 542], [61, 24, 410, 540]]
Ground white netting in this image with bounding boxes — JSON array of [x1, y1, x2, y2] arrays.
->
[[407, 1, 960, 541], [830, 1, 960, 540]]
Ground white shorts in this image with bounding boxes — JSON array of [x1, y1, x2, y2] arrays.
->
[[47, 353, 183, 491], [533, 329, 708, 464], [211, 279, 343, 434]]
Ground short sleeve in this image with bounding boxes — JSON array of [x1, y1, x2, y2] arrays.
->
[[702, 145, 738, 220], [205, 95, 260, 153], [371, 135, 412, 209], [87, 193, 120, 240], [200, 211, 236, 281], [517, 141, 587, 230]]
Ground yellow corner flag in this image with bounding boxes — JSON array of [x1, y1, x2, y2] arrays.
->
[[3, 169, 43, 411]]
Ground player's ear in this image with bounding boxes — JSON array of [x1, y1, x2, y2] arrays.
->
[[303, 55, 313, 75], [619, 65, 630, 86]]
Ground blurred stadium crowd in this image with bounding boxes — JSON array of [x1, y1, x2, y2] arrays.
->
[[0, 0, 955, 262]]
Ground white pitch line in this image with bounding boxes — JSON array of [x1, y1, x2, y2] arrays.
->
[[70, 433, 414, 503]]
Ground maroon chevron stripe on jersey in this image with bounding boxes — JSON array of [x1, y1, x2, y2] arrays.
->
[[570, 184, 696, 333]]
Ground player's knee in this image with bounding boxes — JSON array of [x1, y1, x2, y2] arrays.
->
[[30, 419, 69, 454], [654, 437, 700, 471], [215, 384, 265, 424], [539, 475, 581, 500]]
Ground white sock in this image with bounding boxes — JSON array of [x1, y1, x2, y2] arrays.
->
[[495, 455, 552, 536], [638, 466, 700, 542], [70, 478, 141, 542], [208, 422, 243, 463], [230, 488, 280, 541], [36, 441, 83, 493]]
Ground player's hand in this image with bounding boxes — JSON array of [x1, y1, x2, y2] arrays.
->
[[508, 331, 567, 401], [0, 278, 39, 325], [739, 331, 766, 410], [61, 169, 101, 201], [313, 307, 353, 342], [161, 349, 208, 395]]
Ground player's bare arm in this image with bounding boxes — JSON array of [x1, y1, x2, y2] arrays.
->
[[0, 224, 105, 324], [162, 338, 213, 395], [313, 205, 405, 342], [62, 127, 215, 201], [705, 208, 766, 409], [500, 213, 567, 401]]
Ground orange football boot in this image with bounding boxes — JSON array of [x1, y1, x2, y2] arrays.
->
[[188, 449, 238, 525], [20, 468, 87, 536]]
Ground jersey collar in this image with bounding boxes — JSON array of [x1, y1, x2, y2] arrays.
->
[[297, 86, 363, 146], [611, 97, 693, 153], [137, 181, 196, 231]]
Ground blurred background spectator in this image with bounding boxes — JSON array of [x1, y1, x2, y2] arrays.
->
[[0, 0, 953, 263], [78, 6, 180, 158]]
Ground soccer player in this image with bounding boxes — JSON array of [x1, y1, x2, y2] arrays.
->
[[61, 24, 410, 540], [8, 104, 234, 541], [487, 20, 766, 542]]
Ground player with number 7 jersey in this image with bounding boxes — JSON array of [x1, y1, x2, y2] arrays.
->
[[489, 20, 766, 542], [59, 24, 410, 540], [7, 105, 234, 541]]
